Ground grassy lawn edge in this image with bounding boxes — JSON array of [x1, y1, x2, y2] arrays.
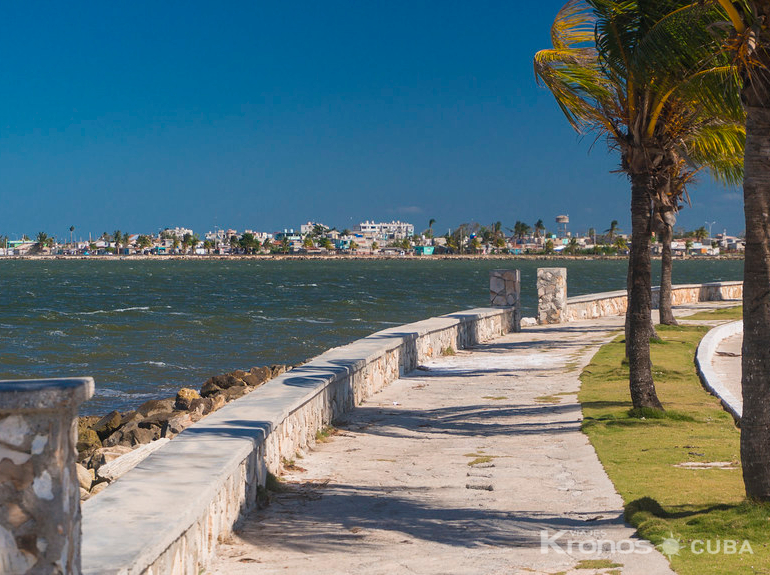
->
[[578, 308, 770, 574]]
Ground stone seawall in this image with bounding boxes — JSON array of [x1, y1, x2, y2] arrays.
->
[[80, 307, 515, 575], [564, 281, 743, 322]]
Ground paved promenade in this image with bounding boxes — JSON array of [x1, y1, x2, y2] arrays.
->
[[210, 308, 730, 575]]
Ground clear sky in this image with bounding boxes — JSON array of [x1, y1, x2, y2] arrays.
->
[[0, 1, 744, 241]]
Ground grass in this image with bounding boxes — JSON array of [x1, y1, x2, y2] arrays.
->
[[574, 559, 622, 570], [482, 395, 508, 401], [441, 346, 456, 356], [314, 425, 338, 443], [464, 451, 495, 466], [685, 305, 742, 321], [579, 313, 769, 574]]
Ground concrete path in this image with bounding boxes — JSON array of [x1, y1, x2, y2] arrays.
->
[[210, 306, 731, 575], [712, 333, 742, 405]]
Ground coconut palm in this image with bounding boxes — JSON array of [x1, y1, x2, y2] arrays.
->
[[605, 220, 620, 245], [656, 206, 679, 325], [535, 0, 744, 410], [534, 219, 546, 239]]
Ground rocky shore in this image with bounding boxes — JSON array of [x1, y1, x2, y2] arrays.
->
[[75, 363, 290, 500]]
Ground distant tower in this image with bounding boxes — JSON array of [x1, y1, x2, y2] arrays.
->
[[556, 215, 569, 238]]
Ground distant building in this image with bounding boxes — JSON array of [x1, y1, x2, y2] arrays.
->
[[354, 220, 414, 240]]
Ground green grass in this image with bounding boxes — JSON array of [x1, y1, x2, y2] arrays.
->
[[685, 305, 742, 321], [579, 314, 769, 574]]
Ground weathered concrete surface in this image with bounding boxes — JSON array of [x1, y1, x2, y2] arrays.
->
[[211, 314, 681, 575], [695, 321, 743, 420]]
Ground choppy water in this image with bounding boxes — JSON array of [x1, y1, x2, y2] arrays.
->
[[0, 258, 742, 413]]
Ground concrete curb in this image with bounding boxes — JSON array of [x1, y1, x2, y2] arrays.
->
[[695, 320, 743, 421]]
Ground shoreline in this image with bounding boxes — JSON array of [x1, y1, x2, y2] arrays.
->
[[0, 253, 746, 262]]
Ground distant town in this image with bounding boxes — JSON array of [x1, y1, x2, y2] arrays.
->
[[0, 216, 745, 257]]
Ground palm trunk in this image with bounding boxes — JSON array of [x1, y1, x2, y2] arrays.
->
[[627, 172, 663, 410], [659, 221, 678, 326], [741, 104, 770, 500]]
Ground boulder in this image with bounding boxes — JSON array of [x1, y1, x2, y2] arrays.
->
[[270, 364, 287, 378], [210, 394, 226, 411], [189, 397, 214, 415], [202, 374, 243, 394], [120, 410, 139, 426], [199, 380, 223, 397], [92, 410, 122, 439], [162, 413, 194, 438], [175, 388, 200, 410], [103, 421, 158, 447], [97, 438, 170, 481], [76, 428, 101, 453], [77, 415, 100, 436], [88, 445, 133, 470], [75, 463, 92, 491], [243, 366, 271, 387], [137, 411, 175, 430], [90, 481, 109, 496], [136, 398, 175, 418], [80, 487, 90, 501], [221, 385, 249, 402]]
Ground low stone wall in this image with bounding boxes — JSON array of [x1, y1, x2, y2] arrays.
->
[[564, 281, 743, 322], [80, 307, 515, 575]]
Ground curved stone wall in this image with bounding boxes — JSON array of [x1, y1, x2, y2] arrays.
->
[[80, 307, 515, 575], [564, 281, 743, 321]]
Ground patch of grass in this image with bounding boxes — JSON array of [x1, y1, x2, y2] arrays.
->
[[464, 452, 495, 466], [441, 346, 456, 356], [534, 395, 563, 404], [574, 559, 622, 569], [314, 425, 337, 443], [265, 472, 286, 493], [579, 322, 769, 574], [685, 305, 742, 321], [281, 457, 306, 472], [482, 395, 508, 400]]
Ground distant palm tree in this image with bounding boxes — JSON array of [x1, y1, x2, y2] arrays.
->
[[534, 219, 546, 238], [605, 221, 619, 245], [112, 230, 122, 254], [35, 232, 49, 253], [69, 226, 75, 246]]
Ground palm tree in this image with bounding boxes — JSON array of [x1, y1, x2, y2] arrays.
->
[[693, 226, 708, 243], [112, 230, 122, 254], [535, 0, 744, 410], [35, 232, 49, 253], [427, 218, 436, 239], [534, 219, 546, 239], [513, 221, 531, 241], [69, 225, 75, 247], [605, 220, 620, 245], [656, 206, 679, 325]]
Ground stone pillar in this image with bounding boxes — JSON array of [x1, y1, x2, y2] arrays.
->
[[0, 377, 94, 574], [537, 268, 567, 324], [490, 269, 521, 332]]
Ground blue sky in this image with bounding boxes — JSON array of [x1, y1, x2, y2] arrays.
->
[[0, 1, 744, 241]]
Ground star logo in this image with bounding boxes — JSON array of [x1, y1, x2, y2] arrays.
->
[[658, 532, 684, 557]]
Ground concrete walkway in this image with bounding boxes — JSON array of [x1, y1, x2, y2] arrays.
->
[[209, 307, 729, 575], [712, 332, 742, 405]]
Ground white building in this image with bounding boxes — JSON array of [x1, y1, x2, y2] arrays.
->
[[354, 220, 415, 240]]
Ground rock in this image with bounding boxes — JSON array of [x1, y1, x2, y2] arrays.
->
[[97, 438, 170, 481], [201, 374, 243, 396], [137, 411, 175, 430], [80, 487, 90, 501], [75, 463, 92, 491], [89, 445, 133, 470], [210, 394, 226, 411], [175, 388, 200, 410], [199, 380, 223, 397], [120, 410, 139, 426], [136, 398, 175, 418], [77, 415, 100, 436], [103, 421, 157, 447], [242, 366, 271, 386], [189, 397, 214, 415], [221, 385, 249, 402], [93, 410, 122, 439], [270, 364, 287, 378], [76, 428, 101, 453], [162, 413, 194, 438], [90, 481, 109, 496], [521, 317, 538, 327]]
